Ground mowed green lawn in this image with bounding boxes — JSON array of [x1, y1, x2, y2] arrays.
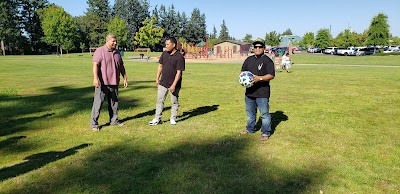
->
[[0, 54, 399, 193]]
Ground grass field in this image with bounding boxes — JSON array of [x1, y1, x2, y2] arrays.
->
[[0, 54, 399, 193]]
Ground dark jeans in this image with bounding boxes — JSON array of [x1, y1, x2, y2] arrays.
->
[[245, 95, 272, 136], [90, 85, 119, 128]]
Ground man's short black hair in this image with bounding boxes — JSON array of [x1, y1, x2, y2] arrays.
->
[[166, 37, 177, 45]]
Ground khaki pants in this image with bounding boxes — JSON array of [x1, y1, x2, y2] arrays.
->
[[154, 85, 180, 120]]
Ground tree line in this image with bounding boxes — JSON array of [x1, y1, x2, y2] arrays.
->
[[0, 0, 233, 55], [262, 13, 400, 49], [1, 1, 398, 55]]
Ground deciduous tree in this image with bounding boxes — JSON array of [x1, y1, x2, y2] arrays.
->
[[365, 13, 389, 50], [335, 29, 357, 47], [243, 34, 253, 44], [265, 31, 280, 47], [314, 28, 331, 49], [38, 5, 77, 57], [134, 15, 164, 49], [108, 16, 128, 48], [300, 32, 314, 48]]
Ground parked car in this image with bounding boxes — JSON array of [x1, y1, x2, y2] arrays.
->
[[337, 47, 357, 56], [355, 47, 372, 56], [383, 46, 400, 53], [324, 47, 338, 55], [312, 48, 322, 53]]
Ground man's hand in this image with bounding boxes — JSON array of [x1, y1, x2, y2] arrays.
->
[[251, 75, 262, 84], [170, 85, 176, 93], [155, 79, 159, 87], [124, 78, 128, 88], [93, 79, 100, 88]]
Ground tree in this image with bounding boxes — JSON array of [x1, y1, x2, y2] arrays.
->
[[365, 13, 389, 50], [63, 39, 75, 54], [207, 38, 219, 47], [265, 31, 280, 46], [282, 28, 293, 36], [314, 28, 331, 49], [108, 16, 128, 48], [18, 0, 48, 54], [179, 12, 189, 41], [334, 29, 357, 47], [167, 5, 179, 38], [218, 19, 229, 41], [210, 25, 217, 39], [243, 34, 253, 43], [391, 36, 400, 46], [86, 0, 111, 46], [113, 0, 126, 18], [0, 0, 25, 55], [133, 15, 164, 49], [114, 0, 150, 49], [38, 5, 77, 57], [87, 0, 110, 22], [300, 32, 314, 48], [187, 8, 206, 44], [354, 31, 367, 47]]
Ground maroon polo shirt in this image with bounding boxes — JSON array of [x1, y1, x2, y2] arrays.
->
[[93, 45, 125, 85]]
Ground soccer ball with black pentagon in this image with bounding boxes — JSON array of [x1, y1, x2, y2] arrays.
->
[[238, 71, 254, 88]]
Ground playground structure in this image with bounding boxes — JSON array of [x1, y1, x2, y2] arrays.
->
[[180, 42, 210, 59], [179, 37, 251, 59]]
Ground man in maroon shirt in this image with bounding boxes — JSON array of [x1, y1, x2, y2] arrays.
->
[[90, 34, 128, 131], [149, 37, 185, 125]]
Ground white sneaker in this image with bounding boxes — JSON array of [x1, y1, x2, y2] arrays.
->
[[170, 119, 177, 125], [149, 118, 161, 126]]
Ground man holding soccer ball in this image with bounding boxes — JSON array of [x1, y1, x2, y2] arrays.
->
[[239, 39, 275, 141]]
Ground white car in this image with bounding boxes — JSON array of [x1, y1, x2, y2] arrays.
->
[[383, 46, 400, 53], [324, 47, 338, 55]]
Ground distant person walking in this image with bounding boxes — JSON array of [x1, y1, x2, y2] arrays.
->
[[90, 33, 128, 131], [149, 37, 186, 126], [239, 39, 275, 141], [273, 51, 281, 71], [281, 52, 292, 73]]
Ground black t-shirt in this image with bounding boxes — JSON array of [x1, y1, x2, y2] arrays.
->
[[241, 54, 275, 98], [159, 51, 186, 88]]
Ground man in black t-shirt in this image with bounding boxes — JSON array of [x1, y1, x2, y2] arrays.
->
[[149, 37, 185, 125], [239, 39, 275, 141]]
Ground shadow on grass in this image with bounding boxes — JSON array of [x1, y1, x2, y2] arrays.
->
[[0, 136, 26, 149], [0, 113, 55, 136], [0, 85, 142, 136], [6, 138, 329, 193], [0, 143, 91, 182], [119, 107, 171, 123], [177, 105, 219, 122], [255, 110, 288, 135]]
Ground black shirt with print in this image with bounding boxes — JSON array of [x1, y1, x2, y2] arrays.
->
[[241, 54, 275, 98]]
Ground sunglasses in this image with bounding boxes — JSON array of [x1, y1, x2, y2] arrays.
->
[[254, 46, 264, 49]]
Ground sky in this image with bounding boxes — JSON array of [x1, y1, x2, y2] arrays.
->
[[49, 0, 400, 40]]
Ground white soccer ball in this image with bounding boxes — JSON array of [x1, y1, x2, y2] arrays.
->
[[238, 71, 254, 88]]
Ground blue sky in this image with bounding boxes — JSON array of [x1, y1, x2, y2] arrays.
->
[[49, 0, 400, 40]]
